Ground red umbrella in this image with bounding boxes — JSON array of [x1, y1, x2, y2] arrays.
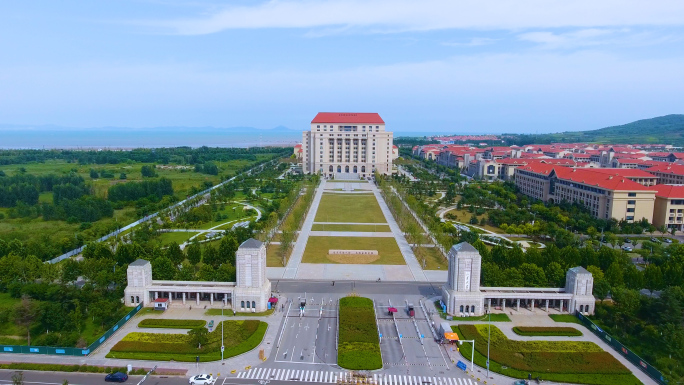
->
[[388, 307, 398, 312]]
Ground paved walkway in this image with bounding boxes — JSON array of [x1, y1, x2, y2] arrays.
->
[[0, 306, 289, 378], [372, 184, 428, 281], [295, 263, 415, 281], [282, 179, 326, 279], [432, 307, 658, 385]]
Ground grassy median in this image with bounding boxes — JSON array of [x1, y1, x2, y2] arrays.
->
[[338, 297, 382, 370], [314, 194, 386, 223], [302, 236, 405, 265]]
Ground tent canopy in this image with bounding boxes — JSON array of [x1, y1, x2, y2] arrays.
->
[[444, 332, 459, 341]]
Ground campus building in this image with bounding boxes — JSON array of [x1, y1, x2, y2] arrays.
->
[[124, 238, 272, 312], [649, 185, 684, 231], [514, 163, 656, 222], [441, 243, 595, 317], [301, 112, 394, 178]]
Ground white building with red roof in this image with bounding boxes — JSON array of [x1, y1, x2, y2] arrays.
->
[[645, 163, 684, 184], [301, 112, 393, 178], [649, 185, 684, 230]]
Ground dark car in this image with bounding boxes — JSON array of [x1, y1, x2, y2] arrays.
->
[[624, 238, 631, 243], [105, 372, 128, 383]]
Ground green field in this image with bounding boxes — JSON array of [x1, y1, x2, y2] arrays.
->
[[513, 326, 582, 337], [310, 224, 391, 232], [314, 194, 386, 223], [454, 324, 638, 385], [415, 246, 447, 270], [338, 297, 382, 370], [107, 320, 267, 361], [302, 236, 405, 265], [157, 231, 200, 246]]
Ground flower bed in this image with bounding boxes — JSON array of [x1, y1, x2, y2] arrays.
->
[[107, 320, 266, 362], [337, 297, 382, 370], [513, 326, 582, 337], [137, 319, 206, 329], [453, 324, 640, 385]]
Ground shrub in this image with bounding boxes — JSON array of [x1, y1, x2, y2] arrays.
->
[[513, 326, 582, 337], [138, 319, 206, 329], [337, 297, 381, 370]]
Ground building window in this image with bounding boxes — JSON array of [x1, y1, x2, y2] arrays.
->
[[627, 208, 635, 212], [131, 296, 134, 304], [627, 200, 636, 205], [136, 296, 139, 303], [628, 192, 637, 197], [252, 301, 256, 309], [241, 301, 245, 308]]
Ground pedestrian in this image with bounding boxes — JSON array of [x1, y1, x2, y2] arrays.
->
[[332, 281, 335, 286]]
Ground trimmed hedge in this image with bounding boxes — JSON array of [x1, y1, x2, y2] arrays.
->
[[549, 314, 583, 324], [138, 319, 206, 329], [453, 325, 640, 385], [513, 326, 582, 337], [338, 297, 382, 370], [0, 363, 147, 375], [107, 320, 266, 362]]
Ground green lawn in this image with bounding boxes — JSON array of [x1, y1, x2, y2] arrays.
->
[[447, 313, 511, 322], [266, 244, 287, 267], [513, 326, 582, 337], [453, 324, 638, 385], [338, 297, 382, 370], [550, 314, 583, 324], [314, 194, 386, 223], [157, 231, 199, 246], [106, 320, 267, 362], [415, 246, 447, 270], [302, 236, 405, 265], [311, 224, 391, 232]]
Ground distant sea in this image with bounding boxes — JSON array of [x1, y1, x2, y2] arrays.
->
[[0, 125, 474, 150], [0, 126, 304, 149]]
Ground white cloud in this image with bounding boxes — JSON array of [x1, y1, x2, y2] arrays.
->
[[141, 0, 684, 35], [442, 37, 499, 47]]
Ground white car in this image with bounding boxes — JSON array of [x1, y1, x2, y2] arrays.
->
[[189, 374, 215, 385]]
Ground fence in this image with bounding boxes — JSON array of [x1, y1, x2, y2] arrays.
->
[[576, 312, 668, 385], [0, 303, 142, 357]]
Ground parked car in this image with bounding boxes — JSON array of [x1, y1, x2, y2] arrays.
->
[[664, 238, 673, 243], [189, 374, 215, 385], [650, 237, 659, 243], [513, 380, 529, 385], [105, 372, 128, 383], [624, 238, 631, 243], [622, 245, 633, 252]]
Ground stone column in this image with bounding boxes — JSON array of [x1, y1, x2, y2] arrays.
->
[[487, 298, 491, 313], [196, 292, 200, 305], [516, 299, 520, 311], [182, 293, 186, 305], [168, 293, 172, 304], [545, 299, 549, 312], [210, 293, 214, 305], [560, 300, 564, 312], [531, 299, 535, 309], [502, 299, 506, 312], [154, 291, 159, 299]]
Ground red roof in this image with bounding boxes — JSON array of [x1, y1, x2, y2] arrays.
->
[[517, 163, 654, 191], [588, 168, 656, 178], [153, 298, 168, 303], [312, 112, 384, 124], [646, 163, 684, 175], [649, 185, 684, 199]]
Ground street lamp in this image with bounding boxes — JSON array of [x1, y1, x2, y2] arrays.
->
[[457, 339, 475, 372], [221, 305, 225, 362], [487, 310, 491, 378]]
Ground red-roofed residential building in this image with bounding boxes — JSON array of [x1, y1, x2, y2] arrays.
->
[[645, 163, 684, 185], [648, 152, 684, 163], [302, 112, 393, 177], [293, 144, 303, 160], [514, 164, 655, 222], [649, 185, 684, 230]]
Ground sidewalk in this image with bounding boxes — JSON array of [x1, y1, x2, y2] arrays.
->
[[282, 179, 325, 279]]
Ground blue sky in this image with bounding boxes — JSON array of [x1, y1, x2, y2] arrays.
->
[[1, 0, 684, 133]]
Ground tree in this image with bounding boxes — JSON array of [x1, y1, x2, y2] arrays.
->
[[166, 242, 184, 265], [14, 295, 37, 346], [215, 263, 236, 282], [520, 263, 547, 287], [151, 256, 176, 280], [643, 264, 664, 294], [611, 287, 641, 316], [196, 264, 215, 281], [186, 242, 202, 265], [12, 372, 24, 385], [89, 169, 99, 179], [218, 235, 238, 266], [175, 261, 194, 281], [545, 262, 566, 287], [605, 262, 625, 288], [141, 165, 157, 178], [469, 215, 479, 225], [203, 245, 220, 268], [593, 279, 611, 302], [188, 327, 208, 348]]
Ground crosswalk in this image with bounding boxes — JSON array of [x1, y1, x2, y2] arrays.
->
[[236, 368, 479, 385]]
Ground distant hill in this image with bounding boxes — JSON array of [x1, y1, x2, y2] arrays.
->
[[506, 114, 684, 146]]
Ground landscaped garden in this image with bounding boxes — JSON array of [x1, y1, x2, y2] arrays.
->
[[302, 236, 405, 265], [137, 319, 206, 329], [107, 320, 267, 361], [453, 324, 639, 385], [311, 224, 391, 232], [314, 194, 386, 223], [512, 326, 582, 337], [337, 296, 382, 370]]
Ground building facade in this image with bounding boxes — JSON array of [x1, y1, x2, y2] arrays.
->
[[301, 112, 394, 178], [514, 164, 656, 222], [124, 238, 272, 312], [649, 185, 684, 231], [441, 243, 595, 317]]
